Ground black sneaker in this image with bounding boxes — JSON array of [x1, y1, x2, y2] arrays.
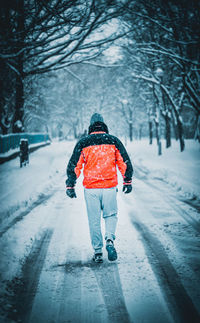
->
[[106, 240, 117, 261], [92, 253, 103, 263]]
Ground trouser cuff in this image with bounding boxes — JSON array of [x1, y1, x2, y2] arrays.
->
[[95, 248, 102, 254], [105, 234, 115, 241]]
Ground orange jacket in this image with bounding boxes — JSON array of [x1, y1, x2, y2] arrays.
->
[[66, 122, 133, 189]]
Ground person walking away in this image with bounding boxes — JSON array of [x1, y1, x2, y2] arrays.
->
[[65, 113, 133, 263]]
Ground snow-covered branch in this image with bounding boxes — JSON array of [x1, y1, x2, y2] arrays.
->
[[139, 47, 199, 67]]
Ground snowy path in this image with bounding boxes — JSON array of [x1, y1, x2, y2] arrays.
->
[[0, 141, 200, 323]]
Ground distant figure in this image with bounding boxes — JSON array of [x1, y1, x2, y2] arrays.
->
[[66, 113, 133, 263]]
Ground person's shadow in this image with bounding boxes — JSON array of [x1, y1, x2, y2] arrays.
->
[[91, 261, 131, 323], [59, 259, 131, 323]]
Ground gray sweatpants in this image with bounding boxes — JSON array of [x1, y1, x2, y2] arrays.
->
[[84, 187, 118, 254]]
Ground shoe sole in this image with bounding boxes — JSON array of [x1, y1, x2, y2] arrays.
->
[[93, 258, 103, 263], [92, 255, 103, 263], [106, 245, 117, 261]]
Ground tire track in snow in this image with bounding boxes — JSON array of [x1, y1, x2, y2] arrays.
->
[[2, 228, 53, 323], [131, 217, 200, 323], [180, 196, 200, 213], [0, 192, 54, 238], [135, 166, 200, 233], [60, 260, 82, 322], [56, 260, 131, 323], [164, 196, 200, 233]]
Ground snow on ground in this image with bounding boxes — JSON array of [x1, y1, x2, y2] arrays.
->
[[0, 138, 200, 322], [127, 139, 200, 199]]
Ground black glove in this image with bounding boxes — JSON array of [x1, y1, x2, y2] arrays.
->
[[123, 184, 132, 194], [66, 188, 77, 198]]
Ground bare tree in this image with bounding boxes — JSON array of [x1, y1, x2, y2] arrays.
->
[[0, 0, 132, 133]]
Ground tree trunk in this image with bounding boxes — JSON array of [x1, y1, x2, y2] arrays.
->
[[13, 0, 24, 133], [152, 83, 162, 155], [158, 141, 162, 155], [165, 113, 171, 148], [162, 91, 171, 148], [139, 125, 142, 140], [129, 109, 133, 142], [148, 115, 153, 144], [155, 120, 162, 155], [73, 124, 78, 139], [172, 108, 185, 152], [149, 121, 153, 144], [172, 114, 179, 140], [129, 122, 133, 141], [13, 63, 24, 133], [177, 117, 185, 152], [194, 115, 200, 142]]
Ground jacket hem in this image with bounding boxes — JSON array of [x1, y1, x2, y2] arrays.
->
[[83, 184, 117, 189]]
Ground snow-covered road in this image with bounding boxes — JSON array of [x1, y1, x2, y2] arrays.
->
[[0, 140, 200, 323]]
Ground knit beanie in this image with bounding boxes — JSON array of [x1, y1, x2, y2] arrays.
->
[[90, 113, 104, 125]]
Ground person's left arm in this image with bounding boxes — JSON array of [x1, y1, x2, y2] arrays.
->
[[114, 138, 133, 193]]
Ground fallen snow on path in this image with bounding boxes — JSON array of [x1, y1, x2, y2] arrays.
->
[[0, 138, 200, 322]]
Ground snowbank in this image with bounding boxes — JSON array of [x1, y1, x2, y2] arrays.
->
[[127, 139, 200, 199], [0, 140, 75, 223]]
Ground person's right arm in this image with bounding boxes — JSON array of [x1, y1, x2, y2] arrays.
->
[[66, 141, 84, 198]]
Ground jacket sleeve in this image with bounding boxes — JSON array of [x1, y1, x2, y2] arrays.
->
[[115, 138, 133, 184], [66, 141, 84, 188]]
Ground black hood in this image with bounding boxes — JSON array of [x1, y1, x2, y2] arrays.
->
[[88, 121, 109, 134]]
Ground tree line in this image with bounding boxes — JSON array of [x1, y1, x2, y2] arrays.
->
[[119, 0, 200, 152]]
